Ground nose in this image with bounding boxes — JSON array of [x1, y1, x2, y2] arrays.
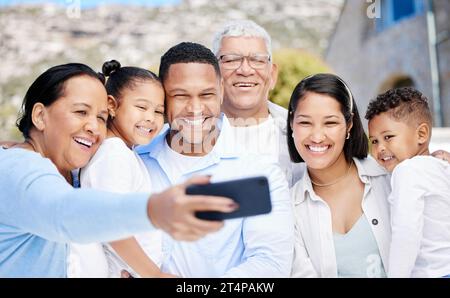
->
[[145, 109, 155, 123], [374, 141, 385, 156], [310, 126, 326, 143], [186, 97, 203, 115], [235, 57, 254, 75]]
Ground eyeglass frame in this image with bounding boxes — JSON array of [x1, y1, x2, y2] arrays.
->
[[217, 54, 272, 70]]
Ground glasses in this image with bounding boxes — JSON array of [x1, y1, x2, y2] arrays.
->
[[218, 54, 271, 70]]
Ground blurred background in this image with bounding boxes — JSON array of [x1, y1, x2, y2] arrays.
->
[[0, 0, 449, 150]]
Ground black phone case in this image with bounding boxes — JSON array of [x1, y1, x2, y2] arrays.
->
[[186, 176, 272, 221]]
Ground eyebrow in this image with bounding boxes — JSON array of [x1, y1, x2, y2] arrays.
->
[[73, 103, 92, 108], [294, 114, 341, 119], [168, 88, 188, 94], [201, 88, 217, 93]]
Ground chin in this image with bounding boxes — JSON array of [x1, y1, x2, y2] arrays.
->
[[303, 157, 333, 171], [135, 136, 153, 146], [230, 97, 259, 109], [73, 159, 91, 170], [183, 136, 205, 145]]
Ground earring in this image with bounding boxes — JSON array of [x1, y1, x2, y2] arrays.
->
[[292, 133, 295, 138], [346, 132, 350, 140]]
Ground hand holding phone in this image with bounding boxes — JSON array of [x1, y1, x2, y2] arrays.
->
[[186, 176, 272, 221]]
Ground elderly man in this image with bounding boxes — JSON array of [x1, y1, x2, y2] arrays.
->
[[136, 42, 294, 277], [212, 20, 305, 187]]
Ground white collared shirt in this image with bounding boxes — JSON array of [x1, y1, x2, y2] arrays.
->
[[388, 156, 450, 278], [290, 157, 391, 277], [136, 114, 294, 277]]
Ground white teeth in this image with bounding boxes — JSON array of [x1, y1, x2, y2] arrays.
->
[[381, 156, 393, 161], [137, 126, 152, 133], [234, 83, 256, 87], [183, 118, 204, 126], [308, 145, 329, 152], [74, 137, 93, 147]]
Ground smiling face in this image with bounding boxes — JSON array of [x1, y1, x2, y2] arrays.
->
[[218, 36, 277, 118], [108, 80, 165, 148], [291, 92, 351, 170], [368, 112, 428, 172], [164, 63, 223, 154], [38, 75, 108, 173]]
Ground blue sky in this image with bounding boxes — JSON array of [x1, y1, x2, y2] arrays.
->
[[0, 0, 180, 8]]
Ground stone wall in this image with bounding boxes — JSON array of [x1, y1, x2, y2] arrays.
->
[[326, 0, 450, 127]]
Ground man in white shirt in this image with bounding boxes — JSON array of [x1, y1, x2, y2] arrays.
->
[[137, 42, 294, 277], [212, 20, 305, 187]]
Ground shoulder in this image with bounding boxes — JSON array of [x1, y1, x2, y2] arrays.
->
[[354, 157, 389, 178], [268, 100, 288, 118], [392, 155, 448, 183], [396, 155, 442, 170], [268, 101, 288, 133], [0, 148, 63, 189], [0, 147, 58, 174], [135, 125, 169, 156], [86, 138, 135, 167], [97, 137, 130, 154]]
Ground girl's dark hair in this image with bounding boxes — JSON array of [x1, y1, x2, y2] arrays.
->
[[16, 63, 105, 138], [287, 73, 368, 163], [102, 60, 161, 101]]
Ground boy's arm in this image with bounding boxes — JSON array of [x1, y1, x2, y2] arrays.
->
[[388, 162, 426, 278]]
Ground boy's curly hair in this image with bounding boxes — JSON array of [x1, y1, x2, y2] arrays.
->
[[365, 87, 432, 126]]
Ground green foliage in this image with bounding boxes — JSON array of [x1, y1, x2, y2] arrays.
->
[[269, 48, 330, 108]]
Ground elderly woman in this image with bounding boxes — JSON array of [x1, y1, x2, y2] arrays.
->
[[0, 63, 236, 277]]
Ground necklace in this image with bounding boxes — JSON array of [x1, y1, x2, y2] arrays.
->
[[310, 161, 354, 187]]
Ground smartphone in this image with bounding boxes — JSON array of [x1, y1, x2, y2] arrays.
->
[[186, 176, 272, 221]]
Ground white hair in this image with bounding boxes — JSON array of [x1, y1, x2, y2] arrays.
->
[[212, 19, 272, 58]]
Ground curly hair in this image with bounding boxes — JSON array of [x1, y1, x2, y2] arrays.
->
[[365, 87, 432, 126], [159, 42, 221, 83]]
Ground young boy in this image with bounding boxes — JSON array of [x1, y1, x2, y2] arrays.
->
[[366, 87, 450, 278]]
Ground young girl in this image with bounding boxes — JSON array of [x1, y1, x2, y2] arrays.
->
[[69, 60, 171, 278]]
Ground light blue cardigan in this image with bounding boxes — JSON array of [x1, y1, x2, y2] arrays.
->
[[0, 147, 153, 277]]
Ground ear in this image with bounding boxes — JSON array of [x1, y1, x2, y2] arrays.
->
[[416, 122, 430, 145], [107, 95, 118, 118], [219, 77, 224, 105], [31, 103, 46, 131], [269, 62, 279, 90]]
